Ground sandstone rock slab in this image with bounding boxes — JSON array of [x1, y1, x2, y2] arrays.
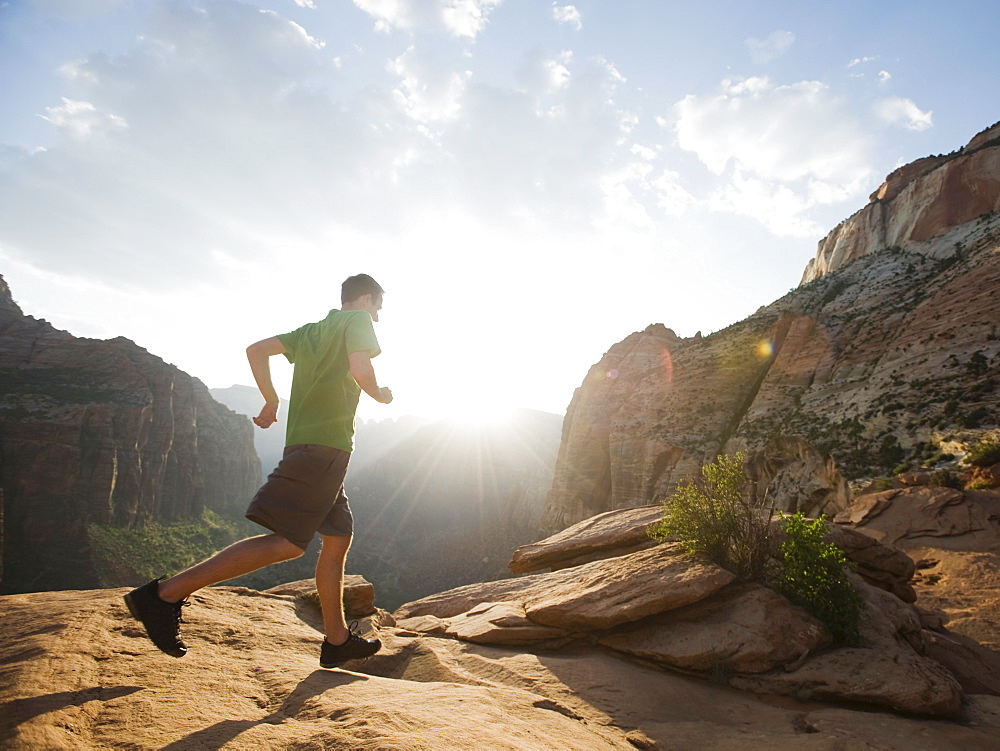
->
[[825, 522, 917, 602], [730, 644, 963, 717], [360, 628, 1000, 750], [834, 486, 1000, 553], [509, 505, 663, 574], [730, 578, 964, 717], [5, 584, 1000, 748], [599, 583, 831, 674], [444, 602, 569, 645], [0, 587, 636, 750], [922, 627, 1000, 696], [521, 543, 736, 631], [400, 543, 735, 634], [394, 573, 550, 621]]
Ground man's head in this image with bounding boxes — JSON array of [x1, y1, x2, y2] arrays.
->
[[341, 273, 385, 322]]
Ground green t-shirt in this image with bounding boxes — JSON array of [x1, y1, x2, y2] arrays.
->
[[277, 309, 381, 452]]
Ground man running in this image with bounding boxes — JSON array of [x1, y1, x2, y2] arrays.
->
[[124, 273, 392, 668]]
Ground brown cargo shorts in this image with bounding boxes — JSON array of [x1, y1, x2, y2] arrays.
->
[[245, 443, 353, 550]]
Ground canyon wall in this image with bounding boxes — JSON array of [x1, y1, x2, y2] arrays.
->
[[543, 124, 1000, 532], [0, 277, 260, 593], [801, 121, 1000, 284]]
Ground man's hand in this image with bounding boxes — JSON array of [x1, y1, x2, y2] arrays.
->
[[379, 387, 393, 404], [253, 402, 279, 429]]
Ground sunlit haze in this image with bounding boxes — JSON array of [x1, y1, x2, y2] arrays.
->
[[1, 0, 997, 423]]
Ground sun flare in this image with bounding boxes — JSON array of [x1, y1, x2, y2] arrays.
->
[[435, 400, 515, 427]]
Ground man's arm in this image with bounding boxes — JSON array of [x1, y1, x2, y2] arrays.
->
[[349, 350, 393, 404], [246, 336, 287, 428]]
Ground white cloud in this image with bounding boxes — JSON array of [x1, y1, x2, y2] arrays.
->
[[745, 30, 794, 64], [674, 76, 874, 236], [848, 56, 875, 67], [1, 0, 661, 290], [443, 0, 502, 37], [552, 3, 582, 31], [874, 96, 932, 131], [878, 70, 891, 83], [709, 170, 822, 237], [515, 50, 572, 94], [441, 53, 642, 229], [40, 97, 127, 140], [352, 0, 503, 38], [0, 2, 381, 285], [293, 0, 317, 8], [389, 46, 471, 121]]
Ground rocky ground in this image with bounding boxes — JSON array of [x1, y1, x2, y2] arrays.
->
[[4, 488, 1000, 749]]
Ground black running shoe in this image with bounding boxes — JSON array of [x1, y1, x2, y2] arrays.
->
[[320, 623, 381, 668], [123, 578, 188, 657]]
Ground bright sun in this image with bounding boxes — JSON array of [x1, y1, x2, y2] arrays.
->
[[433, 399, 515, 426]]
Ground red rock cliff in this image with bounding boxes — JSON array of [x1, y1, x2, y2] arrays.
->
[[801, 122, 1000, 284], [543, 124, 1000, 532], [0, 276, 260, 593]]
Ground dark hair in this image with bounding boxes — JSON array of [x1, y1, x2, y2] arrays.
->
[[341, 274, 385, 305]]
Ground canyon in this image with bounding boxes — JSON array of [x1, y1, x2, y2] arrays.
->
[[0, 278, 260, 594], [3, 121, 1000, 748], [543, 121, 1000, 531]]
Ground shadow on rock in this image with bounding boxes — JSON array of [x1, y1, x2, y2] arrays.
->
[[159, 670, 369, 750]]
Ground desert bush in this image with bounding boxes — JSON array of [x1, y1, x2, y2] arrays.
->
[[968, 438, 1000, 467], [647, 452, 773, 581], [870, 477, 895, 492], [773, 513, 865, 645], [650, 455, 866, 644], [929, 469, 963, 489]]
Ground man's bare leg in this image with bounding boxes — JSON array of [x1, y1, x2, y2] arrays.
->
[[316, 533, 352, 645], [157, 533, 303, 603]]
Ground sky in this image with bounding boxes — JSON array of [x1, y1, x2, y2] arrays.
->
[[1, 0, 998, 424]]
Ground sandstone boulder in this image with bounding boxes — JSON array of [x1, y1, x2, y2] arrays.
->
[[266, 575, 377, 618], [823, 522, 917, 602], [922, 627, 1000, 696], [521, 544, 736, 630], [834, 487, 1000, 553], [509, 505, 662, 573], [729, 578, 963, 717], [402, 543, 736, 633], [394, 572, 550, 621], [598, 583, 831, 674], [906, 546, 1000, 653], [442, 601, 569, 645]]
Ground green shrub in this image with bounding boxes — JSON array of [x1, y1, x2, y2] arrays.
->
[[929, 469, 962, 489], [968, 438, 1000, 467], [648, 452, 773, 582], [773, 513, 865, 645], [870, 477, 895, 492]]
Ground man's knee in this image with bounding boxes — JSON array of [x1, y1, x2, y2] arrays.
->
[[270, 534, 306, 561], [319, 534, 352, 555]]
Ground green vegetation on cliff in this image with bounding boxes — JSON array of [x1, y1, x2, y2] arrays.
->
[[650, 453, 864, 644], [88, 510, 246, 587]]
